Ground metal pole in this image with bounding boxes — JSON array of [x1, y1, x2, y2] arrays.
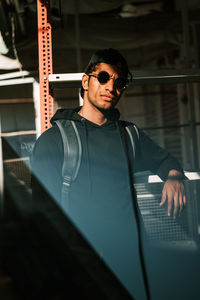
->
[[191, 22, 200, 67], [0, 117, 4, 217], [37, 0, 54, 133], [74, 0, 82, 105], [181, 0, 199, 169], [191, 22, 200, 169], [33, 80, 41, 138], [74, 0, 82, 72], [192, 22, 200, 120]]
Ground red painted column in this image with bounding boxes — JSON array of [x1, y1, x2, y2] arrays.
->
[[37, 0, 54, 133]]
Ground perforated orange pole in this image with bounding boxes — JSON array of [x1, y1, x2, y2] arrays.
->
[[37, 0, 54, 133]]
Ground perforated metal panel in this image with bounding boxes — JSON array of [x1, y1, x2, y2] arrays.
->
[[135, 181, 199, 247], [37, 0, 54, 133]]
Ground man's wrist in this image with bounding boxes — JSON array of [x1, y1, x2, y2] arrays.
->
[[167, 170, 184, 181], [167, 175, 184, 181]]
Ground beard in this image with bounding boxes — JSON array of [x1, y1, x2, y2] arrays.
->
[[97, 106, 120, 120]]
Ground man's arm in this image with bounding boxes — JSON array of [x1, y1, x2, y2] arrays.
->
[[31, 126, 63, 210], [133, 126, 186, 218]]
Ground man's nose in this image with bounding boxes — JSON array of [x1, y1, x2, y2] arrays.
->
[[105, 78, 115, 91]]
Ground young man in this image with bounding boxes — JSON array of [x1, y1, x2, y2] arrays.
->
[[31, 48, 186, 299]]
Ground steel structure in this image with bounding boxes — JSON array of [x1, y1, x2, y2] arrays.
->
[[37, 0, 54, 133], [36, 0, 199, 169], [48, 69, 200, 89]]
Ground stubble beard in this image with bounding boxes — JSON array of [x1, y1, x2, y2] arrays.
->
[[90, 94, 119, 111]]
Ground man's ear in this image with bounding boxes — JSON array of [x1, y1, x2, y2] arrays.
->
[[82, 74, 89, 91]]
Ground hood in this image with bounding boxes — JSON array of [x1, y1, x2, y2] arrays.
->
[[50, 106, 121, 125], [50, 107, 81, 125]]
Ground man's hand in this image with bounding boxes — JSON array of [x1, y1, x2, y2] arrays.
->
[[160, 170, 187, 219]]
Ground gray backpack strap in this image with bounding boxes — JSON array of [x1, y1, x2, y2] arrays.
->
[[125, 124, 139, 161], [54, 119, 82, 210]]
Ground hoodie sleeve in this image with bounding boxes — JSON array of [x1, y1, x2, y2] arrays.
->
[[31, 126, 64, 210], [133, 126, 184, 180]]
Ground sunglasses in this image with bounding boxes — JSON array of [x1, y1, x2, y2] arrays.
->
[[88, 71, 128, 91]]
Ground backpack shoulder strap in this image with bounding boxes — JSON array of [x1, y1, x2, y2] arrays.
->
[[125, 123, 139, 161], [54, 119, 82, 181], [54, 119, 82, 209]]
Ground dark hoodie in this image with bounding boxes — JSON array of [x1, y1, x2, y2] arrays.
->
[[31, 107, 183, 203], [31, 107, 183, 300]]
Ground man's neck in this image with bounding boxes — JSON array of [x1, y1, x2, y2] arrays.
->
[[78, 105, 107, 126]]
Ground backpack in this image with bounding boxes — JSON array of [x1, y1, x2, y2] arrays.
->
[[54, 119, 139, 207]]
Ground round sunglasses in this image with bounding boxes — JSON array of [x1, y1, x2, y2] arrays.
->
[[88, 71, 128, 91]]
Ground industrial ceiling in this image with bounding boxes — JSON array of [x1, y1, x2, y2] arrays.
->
[[0, 0, 200, 76]]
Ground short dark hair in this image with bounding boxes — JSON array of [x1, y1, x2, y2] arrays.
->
[[80, 48, 132, 98]]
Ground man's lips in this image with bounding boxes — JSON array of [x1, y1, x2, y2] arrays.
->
[[101, 95, 114, 101]]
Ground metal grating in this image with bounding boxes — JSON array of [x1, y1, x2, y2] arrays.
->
[[4, 158, 31, 189], [135, 181, 198, 244]]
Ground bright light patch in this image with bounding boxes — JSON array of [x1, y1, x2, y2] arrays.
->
[[0, 31, 8, 55]]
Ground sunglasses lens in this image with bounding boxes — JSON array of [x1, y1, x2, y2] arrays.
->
[[114, 78, 127, 90], [97, 71, 110, 84], [96, 71, 127, 90]]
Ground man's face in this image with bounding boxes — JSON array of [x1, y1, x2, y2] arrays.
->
[[82, 63, 125, 111]]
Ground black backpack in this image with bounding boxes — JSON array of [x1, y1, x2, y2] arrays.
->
[[54, 119, 139, 207]]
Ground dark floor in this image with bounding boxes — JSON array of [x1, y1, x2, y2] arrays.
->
[[0, 274, 19, 300]]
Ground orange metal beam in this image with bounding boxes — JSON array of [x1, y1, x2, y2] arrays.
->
[[37, 0, 54, 133]]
